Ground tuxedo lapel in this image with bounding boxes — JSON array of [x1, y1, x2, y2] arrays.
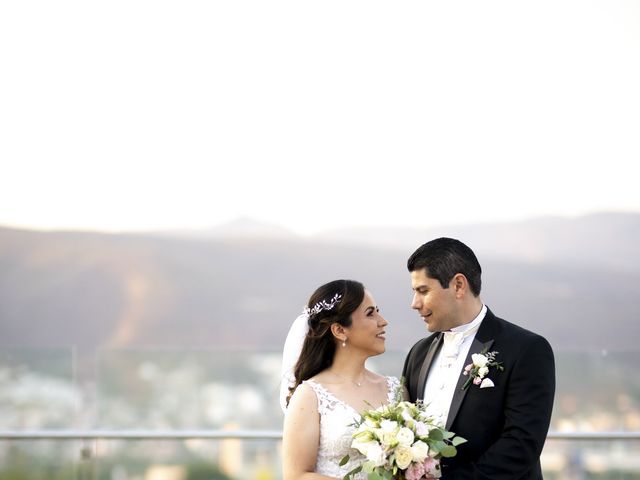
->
[[445, 336, 494, 430], [444, 310, 500, 431], [416, 333, 443, 401]]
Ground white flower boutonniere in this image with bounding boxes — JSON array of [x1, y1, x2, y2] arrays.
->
[[462, 349, 503, 390]]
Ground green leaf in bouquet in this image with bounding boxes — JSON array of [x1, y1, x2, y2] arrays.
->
[[440, 445, 458, 458], [434, 440, 447, 453], [368, 469, 383, 480], [388, 454, 396, 469], [343, 465, 362, 480], [382, 469, 394, 480], [452, 436, 467, 447], [428, 429, 444, 441], [362, 461, 376, 474], [340, 454, 351, 466], [442, 431, 455, 439]]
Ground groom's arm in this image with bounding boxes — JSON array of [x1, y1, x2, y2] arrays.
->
[[472, 334, 556, 480]]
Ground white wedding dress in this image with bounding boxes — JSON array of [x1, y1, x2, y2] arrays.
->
[[304, 376, 400, 480]]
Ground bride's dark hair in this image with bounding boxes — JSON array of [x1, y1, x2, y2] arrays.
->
[[287, 279, 365, 406]]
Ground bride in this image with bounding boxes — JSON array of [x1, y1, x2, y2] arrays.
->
[[281, 279, 400, 480]]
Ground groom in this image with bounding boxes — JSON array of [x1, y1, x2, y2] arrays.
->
[[402, 238, 555, 479]]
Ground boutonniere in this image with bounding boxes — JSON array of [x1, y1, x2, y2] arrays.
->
[[462, 349, 503, 390]]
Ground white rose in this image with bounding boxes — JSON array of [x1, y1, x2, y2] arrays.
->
[[380, 419, 398, 432], [352, 439, 376, 456], [394, 445, 413, 470], [414, 421, 431, 438], [410, 440, 430, 462], [365, 442, 387, 467], [471, 353, 488, 367], [396, 427, 415, 446], [380, 430, 399, 448], [478, 366, 489, 378]]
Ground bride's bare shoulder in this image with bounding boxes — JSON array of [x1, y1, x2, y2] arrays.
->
[[287, 382, 318, 412]]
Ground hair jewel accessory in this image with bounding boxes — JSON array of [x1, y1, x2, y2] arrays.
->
[[303, 293, 343, 317]]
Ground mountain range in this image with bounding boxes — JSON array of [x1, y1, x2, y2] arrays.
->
[[1, 212, 639, 354]]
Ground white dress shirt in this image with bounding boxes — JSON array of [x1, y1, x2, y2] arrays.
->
[[423, 304, 487, 427]]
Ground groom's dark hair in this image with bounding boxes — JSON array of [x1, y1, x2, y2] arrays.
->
[[407, 237, 482, 296]]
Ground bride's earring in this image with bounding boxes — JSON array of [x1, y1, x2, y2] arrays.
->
[[342, 339, 347, 347]]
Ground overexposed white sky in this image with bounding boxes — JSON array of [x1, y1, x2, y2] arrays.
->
[[1, 0, 639, 235]]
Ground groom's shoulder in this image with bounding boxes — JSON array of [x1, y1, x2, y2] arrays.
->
[[488, 310, 552, 350]]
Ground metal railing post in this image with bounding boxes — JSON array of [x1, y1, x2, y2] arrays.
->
[[77, 438, 97, 480]]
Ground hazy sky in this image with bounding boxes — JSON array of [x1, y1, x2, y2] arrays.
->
[[1, 0, 639, 235]]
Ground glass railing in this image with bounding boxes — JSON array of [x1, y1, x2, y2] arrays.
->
[[1, 347, 639, 479], [1, 432, 639, 480]]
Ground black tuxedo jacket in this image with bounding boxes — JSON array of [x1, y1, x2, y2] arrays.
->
[[402, 308, 555, 480]]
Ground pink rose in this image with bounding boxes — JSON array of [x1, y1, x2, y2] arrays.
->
[[423, 457, 439, 478], [405, 461, 425, 480], [473, 376, 482, 385]]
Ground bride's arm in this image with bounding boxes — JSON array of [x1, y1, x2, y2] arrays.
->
[[282, 384, 337, 480]]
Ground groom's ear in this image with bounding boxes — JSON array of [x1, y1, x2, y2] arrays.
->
[[452, 273, 469, 298]]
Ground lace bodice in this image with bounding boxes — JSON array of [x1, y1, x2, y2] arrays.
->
[[304, 376, 400, 480]]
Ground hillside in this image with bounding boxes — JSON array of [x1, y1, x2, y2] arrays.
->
[[1, 212, 639, 353]]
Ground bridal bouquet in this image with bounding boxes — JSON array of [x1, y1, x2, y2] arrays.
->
[[341, 392, 466, 480]]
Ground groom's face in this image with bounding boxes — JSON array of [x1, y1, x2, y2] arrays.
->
[[410, 268, 459, 333]]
